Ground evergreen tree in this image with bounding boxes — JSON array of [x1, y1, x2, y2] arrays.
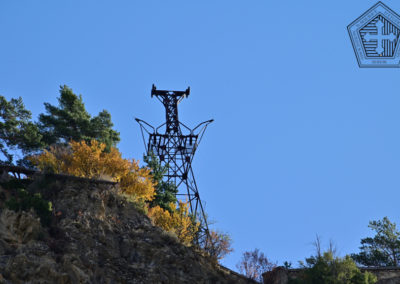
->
[[38, 85, 120, 150], [89, 110, 120, 151], [0, 96, 42, 164], [144, 152, 178, 213], [351, 217, 400, 267]]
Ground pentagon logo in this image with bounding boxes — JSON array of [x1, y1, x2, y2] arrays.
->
[[348, 2, 400, 68]]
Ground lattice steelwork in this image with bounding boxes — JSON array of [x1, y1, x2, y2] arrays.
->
[[135, 84, 213, 241]]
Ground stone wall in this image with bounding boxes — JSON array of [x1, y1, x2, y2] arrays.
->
[[360, 267, 400, 284], [263, 266, 400, 284]]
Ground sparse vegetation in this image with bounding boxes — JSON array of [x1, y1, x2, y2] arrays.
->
[[203, 230, 233, 261], [148, 201, 199, 245], [2, 181, 52, 226], [236, 248, 276, 282]]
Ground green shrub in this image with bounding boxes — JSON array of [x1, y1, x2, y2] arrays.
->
[[5, 188, 52, 226], [290, 252, 377, 284]]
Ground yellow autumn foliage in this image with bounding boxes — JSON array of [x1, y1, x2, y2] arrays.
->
[[118, 159, 155, 202], [148, 201, 199, 245], [28, 145, 70, 174], [29, 140, 155, 202], [29, 140, 200, 246]]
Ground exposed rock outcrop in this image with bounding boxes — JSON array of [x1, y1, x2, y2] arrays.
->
[[0, 177, 255, 284]]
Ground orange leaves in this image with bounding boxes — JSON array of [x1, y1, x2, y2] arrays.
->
[[148, 201, 199, 245], [28, 144, 71, 174], [119, 160, 155, 202], [29, 139, 200, 247], [67, 140, 107, 178], [202, 230, 233, 260], [66, 140, 130, 180], [29, 140, 155, 202]]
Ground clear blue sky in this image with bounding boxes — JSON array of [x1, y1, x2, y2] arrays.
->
[[1, 0, 400, 271]]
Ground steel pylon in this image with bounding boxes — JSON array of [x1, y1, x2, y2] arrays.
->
[[136, 84, 213, 243]]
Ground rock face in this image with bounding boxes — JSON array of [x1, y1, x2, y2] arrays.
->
[[0, 177, 255, 284]]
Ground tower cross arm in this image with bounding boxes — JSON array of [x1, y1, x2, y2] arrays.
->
[[135, 118, 155, 134], [191, 119, 214, 147], [192, 119, 214, 133], [151, 84, 190, 99]]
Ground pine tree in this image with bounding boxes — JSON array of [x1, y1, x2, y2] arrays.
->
[[0, 96, 42, 164], [38, 85, 120, 151], [351, 217, 400, 267]]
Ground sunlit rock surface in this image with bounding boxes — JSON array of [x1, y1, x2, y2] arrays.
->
[[0, 177, 255, 284]]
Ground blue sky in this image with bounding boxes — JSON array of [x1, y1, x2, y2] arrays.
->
[[1, 0, 400, 271]]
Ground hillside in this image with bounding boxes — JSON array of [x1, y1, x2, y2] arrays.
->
[[0, 174, 255, 283]]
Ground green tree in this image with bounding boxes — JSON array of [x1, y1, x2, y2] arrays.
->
[[290, 252, 377, 284], [0, 96, 42, 164], [351, 217, 400, 267], [144, 152, 178, 213], [38, 85, 120, 151], [289, 237, 376, 284], [89, 110, 120, 151]]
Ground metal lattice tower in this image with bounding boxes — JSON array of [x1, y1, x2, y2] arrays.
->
[[135, 84, 213, 241]]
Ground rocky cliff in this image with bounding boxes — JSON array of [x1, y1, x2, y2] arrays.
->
[[0, 175, 255, 284]]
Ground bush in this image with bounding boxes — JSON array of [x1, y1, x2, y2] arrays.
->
[[291, 251, 377, 284], [202, 230, 233, 261], [5, 188, 52, 226], [29, 140, 156, 203], [148, 201, 199, 246]]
